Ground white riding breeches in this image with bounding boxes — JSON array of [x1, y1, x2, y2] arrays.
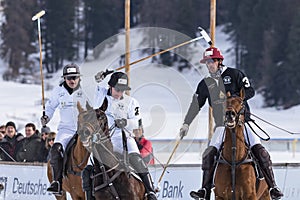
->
[[209, 125, 261, 150], [54, 128, 76, 151], [110, 128, 140, 155]]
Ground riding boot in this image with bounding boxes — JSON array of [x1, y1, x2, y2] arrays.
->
[[129, 153, 157, 200], [47, 143, 64, 196], [251, 144, 284, 200], [139, 172, 157, 200], [82, 165, 95, 200], [190, 146, 218, 200]]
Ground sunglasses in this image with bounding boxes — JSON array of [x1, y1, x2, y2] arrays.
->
[[66, 76, 79, 81], [47, 138, 55, 142], [205, 59, 218, 64]]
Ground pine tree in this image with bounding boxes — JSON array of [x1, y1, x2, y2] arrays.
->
[[43, 0, 76, 73], [87, 0, 122, 59], [1, 0, 36, 79]]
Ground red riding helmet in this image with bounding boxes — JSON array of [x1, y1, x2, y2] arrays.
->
[[200, 47, 224, 63]]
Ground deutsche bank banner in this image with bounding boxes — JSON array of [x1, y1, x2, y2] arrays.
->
[[0, 162, 299, 200]]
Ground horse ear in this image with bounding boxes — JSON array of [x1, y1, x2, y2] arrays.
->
[[226, 91, 231, 97], [77, 101, 84, 113], [240, 88, 245, 100], [86, 101, 93, 110]]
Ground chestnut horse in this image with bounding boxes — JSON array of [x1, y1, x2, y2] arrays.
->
[[214, 89, 270, 200], [77, 101, 146, 200], [47, 103, 92, 200]]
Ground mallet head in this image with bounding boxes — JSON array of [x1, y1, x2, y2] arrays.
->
[[198, 27, 212, 45], [32, 10, 46, 21]]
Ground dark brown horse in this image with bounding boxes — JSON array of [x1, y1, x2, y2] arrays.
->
[[214, 89, 270, 200], [47, 103, 92, 200], [77, 101, 146, 200]]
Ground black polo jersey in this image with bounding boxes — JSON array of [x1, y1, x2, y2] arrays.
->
[[184, 67, 255, 126]]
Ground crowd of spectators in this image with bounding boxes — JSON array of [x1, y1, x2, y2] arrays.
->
[[0, 121, 55, 163], [0, 120, 154, 165]]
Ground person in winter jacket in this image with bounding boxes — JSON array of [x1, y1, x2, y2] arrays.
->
[[0, 121, 23, 161], [179, 47, 283, 200], [41, 63, 89, 195], [15, 123, 44, 162], [133, 119, 154, 165]]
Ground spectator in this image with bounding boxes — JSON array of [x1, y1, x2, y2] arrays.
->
[[45, 132, 56, 161], [40, 126, 51, 162], [133, 120, 154, 165], [0, 121, 23, 161], [15, 123, 44, 162], [41, 126, 51, 140], [0, 125, 5, 141]]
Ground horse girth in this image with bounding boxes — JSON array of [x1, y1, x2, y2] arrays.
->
[[218, 149, 253, 168]]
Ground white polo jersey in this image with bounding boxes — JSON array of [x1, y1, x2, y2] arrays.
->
[[45, 84, 88, 150], [94, 86, 140, 154]]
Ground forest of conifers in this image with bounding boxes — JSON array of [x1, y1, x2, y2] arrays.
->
[[1, 0, 300, 108]]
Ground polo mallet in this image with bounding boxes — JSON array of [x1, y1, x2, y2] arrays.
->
[[96, 27, 212, 80], [155, 135, 184, 192], [32, 10, 46, 117]]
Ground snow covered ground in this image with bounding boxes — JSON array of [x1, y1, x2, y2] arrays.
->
[[0, 26, 299, 164]]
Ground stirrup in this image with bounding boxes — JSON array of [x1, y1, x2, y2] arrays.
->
[[190, 188, 207, 200], [146, 191, 157, 200], [47, 181, 62, 195], [270, 187, 283, 200]]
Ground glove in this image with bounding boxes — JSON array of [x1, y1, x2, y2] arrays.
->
[[179, 124, 189, 139], [115, 118, 127, 129], [94, 69, 114, 83], [94, 71, 105, 83], [41, 115, 50, 126]]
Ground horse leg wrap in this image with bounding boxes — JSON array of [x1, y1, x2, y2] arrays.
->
[[251, 144, 276, 188], [49, 143, 64, 183]]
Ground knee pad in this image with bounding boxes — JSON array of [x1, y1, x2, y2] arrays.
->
[[50, 143, 63, 165], [82, 165, 93, 191], [129, 153, 148, 173], [251, 144, 272, 168], [202, 146, 218, 170]]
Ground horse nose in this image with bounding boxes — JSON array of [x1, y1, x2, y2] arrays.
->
[[225, 110, 236, 119]]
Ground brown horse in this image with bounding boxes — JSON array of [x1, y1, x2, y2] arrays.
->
[[47, 103, 92, 200], [77, 101, 146, 200], [214, 89, 270, 200]]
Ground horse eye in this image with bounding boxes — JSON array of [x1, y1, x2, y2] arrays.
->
[[83, 128, 91, 137]]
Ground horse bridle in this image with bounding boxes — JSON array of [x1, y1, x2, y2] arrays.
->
[[225, 96, 245, 128], [69, 110, 110, 174], [220, 95, 253, 200]]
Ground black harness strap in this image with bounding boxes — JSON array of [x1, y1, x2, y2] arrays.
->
[[93, 166, 123, 199]]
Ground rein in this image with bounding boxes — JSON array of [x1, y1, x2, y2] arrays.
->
[[248, 112, 300, 135]]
